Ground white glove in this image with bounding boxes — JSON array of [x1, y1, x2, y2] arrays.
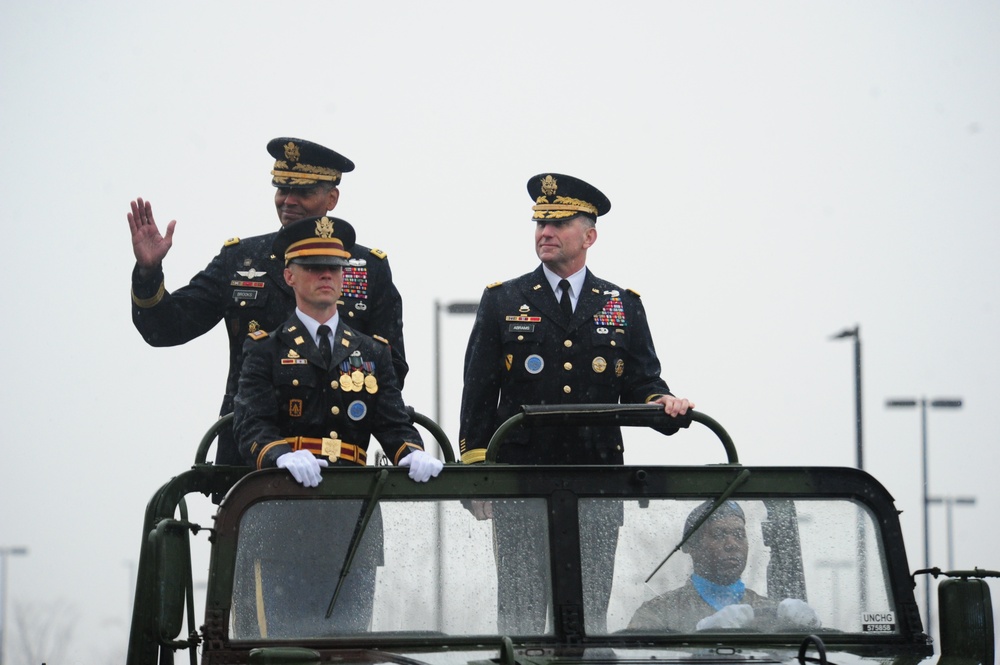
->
[[276, 450, 329, 487], [398, 449, 443, 482], [696, 604, 754, 630], [777, 598, 821, 629]]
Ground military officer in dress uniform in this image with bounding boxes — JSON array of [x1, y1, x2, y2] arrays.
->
[[229, 215, 440, 637], [127, 138, 407, 470], [234, 214, 437, 482], [458, 173, 694, 634]]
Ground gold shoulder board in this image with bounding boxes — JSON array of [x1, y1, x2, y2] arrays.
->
[[487, 281, 504, 289], [373, 334, 389, 345], [626, 287, 642, 298], [248, 330, 269, 340], [224, 237, 241, 247], [370, 248, 387, 259]]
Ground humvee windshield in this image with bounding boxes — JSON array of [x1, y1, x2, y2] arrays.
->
[[230, 494, 895, 640]]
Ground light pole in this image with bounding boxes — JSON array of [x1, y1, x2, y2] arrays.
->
[[926, 495, 976, 570], [885, 396, 963, 632], [433, 300, 479, 425], [432, 300, 478, 632], [830, 326, 863, 469], [0, 546, 28, 665]]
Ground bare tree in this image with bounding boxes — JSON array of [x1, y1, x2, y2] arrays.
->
[[10, 599, 78, 665]]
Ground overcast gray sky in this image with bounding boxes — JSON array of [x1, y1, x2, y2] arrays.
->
[[2, 1, 999, 661]]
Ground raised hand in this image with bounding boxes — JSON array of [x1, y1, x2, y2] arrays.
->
[[127, 198, 177, 276]]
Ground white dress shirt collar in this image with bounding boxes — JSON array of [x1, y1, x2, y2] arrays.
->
[[295, 308, 341, 346], [541, 264, 586, 310]]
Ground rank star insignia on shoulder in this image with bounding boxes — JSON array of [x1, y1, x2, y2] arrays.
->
[[224, 237, 240, 247], [369, 248, 387, 260], [373, 334, 389, 345], [487, 281, 504, 289], [627, 287, 642, 297]]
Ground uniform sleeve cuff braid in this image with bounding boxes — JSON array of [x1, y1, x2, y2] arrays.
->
[[256, 440, 288, 470], [131, 281, 165, 308], [461, 449, 487, 465], [393, 442, 423, 466]]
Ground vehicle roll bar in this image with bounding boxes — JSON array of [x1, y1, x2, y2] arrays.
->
[[485, 404, 738, 464]]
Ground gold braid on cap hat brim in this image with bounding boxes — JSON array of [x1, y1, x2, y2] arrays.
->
[[284, 238, 351, 264], [271, 160, 342, 185], [532, 195, 599, 220]]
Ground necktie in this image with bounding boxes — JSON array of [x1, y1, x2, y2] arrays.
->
[[317, 324, 332, 365], [558, 279, 573, 317]]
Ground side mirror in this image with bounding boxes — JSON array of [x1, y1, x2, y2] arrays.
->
[[148, 519, 192, 642], [938, 576, 994, 663]]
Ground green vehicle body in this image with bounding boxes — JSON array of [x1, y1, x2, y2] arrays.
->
[[126, 405, 995, 665]]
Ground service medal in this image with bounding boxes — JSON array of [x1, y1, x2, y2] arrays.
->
[[364, 374, 378, 394]]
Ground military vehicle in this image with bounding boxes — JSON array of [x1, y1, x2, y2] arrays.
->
[[126, 405, 995, 664]]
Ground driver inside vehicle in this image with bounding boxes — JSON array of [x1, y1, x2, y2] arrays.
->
[[628, 500, 822, 632]]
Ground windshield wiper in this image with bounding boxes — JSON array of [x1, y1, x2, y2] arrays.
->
[[325, 469, 389, 618], [644, 467, 751, 583]]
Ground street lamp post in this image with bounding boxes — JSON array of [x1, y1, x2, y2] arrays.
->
[[433, 300, 479, 425], [830, 325, 863, 469], [885, 396, 963, 632], [926, 495, 976, 570], [431, 300, 478, 632], [0, 546, 28, 665]]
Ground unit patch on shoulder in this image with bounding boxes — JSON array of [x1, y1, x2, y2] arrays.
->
[[370, 248, 387, 260], [224, 237, 240, 247], [627, 287, 642, 297], [373, 334, 389, 345], [248, 330, 269, 340], [487, 281, 504, 289]]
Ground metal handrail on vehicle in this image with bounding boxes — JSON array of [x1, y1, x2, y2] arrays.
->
[[484, 404, 738, 464], [194, 409, 457, 465]]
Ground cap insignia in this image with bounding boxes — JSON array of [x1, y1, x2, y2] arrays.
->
[[315, 216, 335, 238], [541, 175, 558, 197], [283, 142, 300, 162]]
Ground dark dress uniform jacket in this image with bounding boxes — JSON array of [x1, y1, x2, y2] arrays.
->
[[131, 230, 407, 465], [459, 265, 673, 466], [233, 314, 421, 470]]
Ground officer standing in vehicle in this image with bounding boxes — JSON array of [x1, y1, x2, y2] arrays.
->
[[459, 173, 693, 465], [127, 137, 407, 469], [458, 173, 694, 633], [233, 214, 438, 483], [230, 215, 440, 636]]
